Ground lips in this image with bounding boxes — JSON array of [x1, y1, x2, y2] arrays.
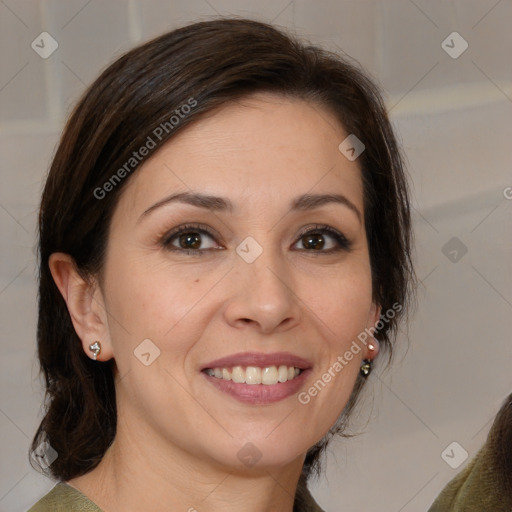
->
[[201, 351, 312, 404]]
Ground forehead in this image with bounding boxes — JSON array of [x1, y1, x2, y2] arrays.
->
[[120, 93, 364, 218]]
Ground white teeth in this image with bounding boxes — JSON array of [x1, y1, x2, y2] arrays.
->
[[232, 366, 245, 383], [262, 366, 278, 385], [245, 366, 261, 385], [205, 365, 302, 385], [278, 365, 288, 383]]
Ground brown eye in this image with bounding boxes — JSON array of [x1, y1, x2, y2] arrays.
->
[[301, 233, 326, 250], [293, 225, 351, 253], [178, 232, 202, 250], [163, 224, 221, 254]]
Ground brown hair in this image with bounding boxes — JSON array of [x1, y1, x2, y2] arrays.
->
[[30, 17, 415, 486], [488, 392, 512, 498]]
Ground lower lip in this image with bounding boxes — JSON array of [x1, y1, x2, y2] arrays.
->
[[202, 370, 311, 405]]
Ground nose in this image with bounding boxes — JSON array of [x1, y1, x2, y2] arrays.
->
[[223, 246, 302, 334]]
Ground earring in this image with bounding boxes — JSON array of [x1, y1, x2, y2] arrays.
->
[[88, 341, 101, 361], [360, 359, 372, 376], [360, 340, 377, 377]]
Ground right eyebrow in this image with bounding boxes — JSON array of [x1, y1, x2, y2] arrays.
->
[[138, 192, 233, 223]]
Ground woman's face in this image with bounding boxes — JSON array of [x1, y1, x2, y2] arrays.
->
[[97, 93, 380, 470]]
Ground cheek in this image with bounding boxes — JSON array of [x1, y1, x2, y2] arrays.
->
[[104, 263, 218, 428], [103, 256, 218, 366], [300, 261, 374, 345], [292, 262, 373, 432]]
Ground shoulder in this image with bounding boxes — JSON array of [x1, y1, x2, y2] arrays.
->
[[428, 393, 512, 511], [27, 482, 104, 512]]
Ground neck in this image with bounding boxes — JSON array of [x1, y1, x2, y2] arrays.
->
[[68, 418, 306, 512]]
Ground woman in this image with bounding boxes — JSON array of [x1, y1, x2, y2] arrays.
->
[[28, 18, 414, 511]]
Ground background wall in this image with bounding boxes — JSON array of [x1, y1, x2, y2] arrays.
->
[[1, 1, 511, 511]]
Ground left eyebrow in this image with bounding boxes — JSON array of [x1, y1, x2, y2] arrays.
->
[[138, 191, 362, 224], [290, 193, 362, 223]]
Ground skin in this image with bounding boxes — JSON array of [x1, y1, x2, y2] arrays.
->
[[50, 93, 381, 512]]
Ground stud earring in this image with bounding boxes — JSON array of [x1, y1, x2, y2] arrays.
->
[[88, 341, 101, 361], [360, 340, 377, 377]]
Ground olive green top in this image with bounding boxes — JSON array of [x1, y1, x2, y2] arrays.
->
[[28, 481, 326, 512], [427, 441, 512, 512], [28, 483, 103, 511]]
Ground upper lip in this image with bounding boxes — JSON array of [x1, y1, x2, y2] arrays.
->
[[201, 351, 312, 370]]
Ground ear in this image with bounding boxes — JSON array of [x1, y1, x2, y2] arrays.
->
[[368, 301, 381, 329], [49, 252, 114, 361]]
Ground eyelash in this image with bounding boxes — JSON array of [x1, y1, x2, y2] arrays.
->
[[161, 223, 352, 256]]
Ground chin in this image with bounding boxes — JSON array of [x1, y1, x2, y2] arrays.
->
[[202, 433, 311, 472]]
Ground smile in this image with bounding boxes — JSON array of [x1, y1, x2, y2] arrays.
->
[[201, 352, 312, 404]]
